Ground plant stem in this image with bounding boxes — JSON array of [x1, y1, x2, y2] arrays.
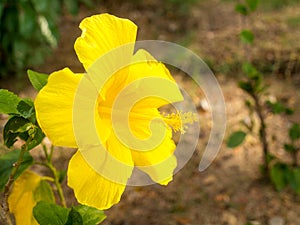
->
[[41, 145, 66, 207], [1, 141, 30, 225], [46, 162, 67, 207], [252, 93, 269, 175]]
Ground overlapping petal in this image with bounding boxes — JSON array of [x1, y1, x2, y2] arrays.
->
[[35, 68, 82, 148], [74, 13, 137, 70], [68, 132, 133, 209]]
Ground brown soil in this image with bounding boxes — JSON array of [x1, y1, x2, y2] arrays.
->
[[1, 1, 300, 225]]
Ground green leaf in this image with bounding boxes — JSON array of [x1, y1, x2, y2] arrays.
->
[[0, 89, 21, 114], [289, 123, 300, 141], [284, 143, 296, 153], [73, 205, 106, 225], [266, 101, 286, 114], [26, 126, 45, 150], [240, 30, 255, 44], [0, 150, 34, 192], [235, 4, 248, 16], [238, 81, 253, 93], [227, 131, 247, 148], [19, 4, 37, 37], [33, 201, 69, 225], [27, 69, 48, 91], [33, 180, 55, 203], [270, 163, 289, 191], [3, 116, 31, 148], [246, 0, 259, 11], [289, 167, 300, 194], [66, 208, 83, 225], [17, 99, 35, 119], [64, 0, 79, 15]]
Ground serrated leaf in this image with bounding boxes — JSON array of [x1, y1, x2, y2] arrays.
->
[[3, 116, 31, 148], [27, 69, 48, 91], [0, 89, 21, 114], [270, 163, 289, 191], [227, 131, 247, 148], [66, 208, 83, 225], [17, 98, 35, 119], [246, 0, 259, 11], [240, 30, 254, 44], [289, 123, 300, 141], [33, 201, 69, 225], [0, 150, 34, 192], [73, 205, 106, 225], [235, 3, 248, 16]]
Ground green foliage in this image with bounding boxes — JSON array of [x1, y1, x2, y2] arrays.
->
[[0, 150, 34, 192], [0, 89, 21, 114], [0, 0, 94, 77], [270, 163, 289, 191], [33, 201, 69, 225], [28, 70, 49, 91], [33, 201, 106, 225], [266, 100, 294, 115], [227, 131, 247, 148], [289, 123, 300, 141], [34, 180, 56, 203], [240, 30, 255, 44]]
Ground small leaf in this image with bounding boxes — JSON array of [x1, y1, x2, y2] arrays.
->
[[0, 150, 34, 192], [227, 131, 247, 148], [284, 143, 296, 153], [0, 89, 21, 114], [266, 101, 286, 114], [66, 208, 83, 225], [27, 69, 48, 91], [289, 167, 300, 194], [289, 123, 300, 141], [246, 0, 259, 11], [8, 171, 54, 225], [239, 81, 253, 93], [33, 201, 69, 225], [26, 126, 45, 150], [270, 163, 289, 191], [17, 98, 35, 119], [33, 180, 55, 203], [235, 3, 248, 16], [73, 205, 106, 225], [3, 116, 31, 148], [240, 30, 255, 44]]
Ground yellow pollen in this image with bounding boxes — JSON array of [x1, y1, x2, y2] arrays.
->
[[162, 111, 198, 134]]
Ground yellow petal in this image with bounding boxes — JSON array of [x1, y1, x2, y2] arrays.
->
[[131, 126, 177, 185], [35, 68, 82, 148], [68, 132, 133, 210], [8, 171, 41, 225], [127, 49, 184, 108], [74, 13, 137, 70]]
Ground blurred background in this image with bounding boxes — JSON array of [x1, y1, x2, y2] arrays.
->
[[1, 0, 300, 224]]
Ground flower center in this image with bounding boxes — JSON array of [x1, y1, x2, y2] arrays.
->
[[162, 111, 198, 134]]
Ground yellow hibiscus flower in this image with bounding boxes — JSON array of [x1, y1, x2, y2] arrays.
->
[[35, 13, 196, 210]]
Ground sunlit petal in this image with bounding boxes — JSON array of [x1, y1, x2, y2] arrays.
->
[[75, 13, 137, 70], [35, 68, 82, 148]]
